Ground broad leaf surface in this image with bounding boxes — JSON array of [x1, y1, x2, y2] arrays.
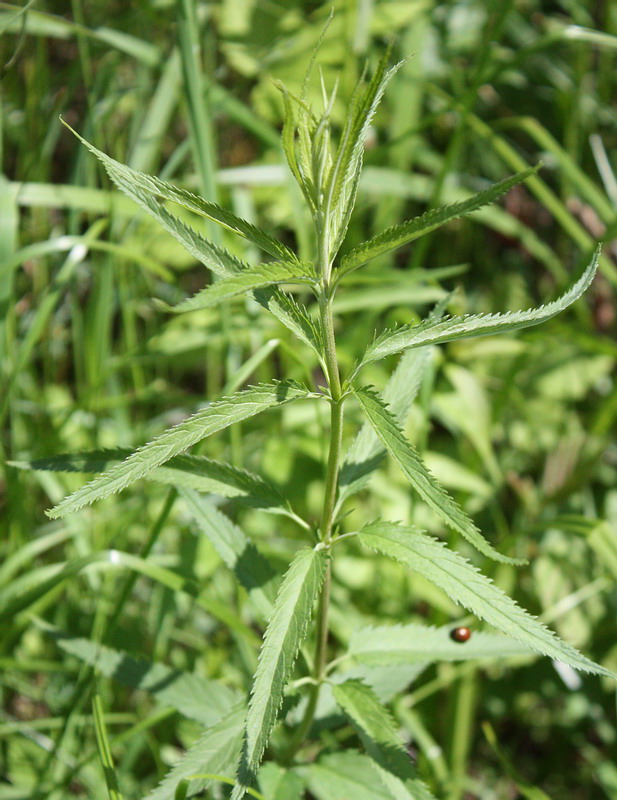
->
[[358, 249, 599, 369], [303, 751, 392, 800], [64, 121, 296, 262], [180, 489, 277, 618], [161, 260, 317, 314], [339, 167, 537, 277], [48, 380, 311, 519], [145, 703, 245, 800], [349, 623, 535, 665], [232, 546, 328, 799], [359, 522, 616, 679], [333, 680, 436, 800], [354, 386, 523, 564]]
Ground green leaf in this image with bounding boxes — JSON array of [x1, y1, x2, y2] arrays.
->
[[253, 286, 324, 359], [145, 703, 245, 800], [349, 623, 535, 665], [358, 248, 599, 369], [327, 46, 403, 259], [160, 260, 317, 314], [332, 680, 436, 800], [52, 631, 239, 726], [354, 386, 523, 565], [339, 167, 538, 278], [232, 546, 328, 799], [358, 522, 616, 679], [258, 763, 305, 800], [62, 120, 297, 263], [47, 380, 312, 519], [303, 751, 393, 800], [12, 450, 288, 512], [180, 489, 277, 618], [92, 691, 124, 800], [338, 348, 431, 506]]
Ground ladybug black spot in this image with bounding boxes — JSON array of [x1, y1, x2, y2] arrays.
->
[[450, 626, 471, 643]]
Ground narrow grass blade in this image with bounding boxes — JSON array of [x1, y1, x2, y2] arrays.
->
[[62, 120, 297, 262], [92, 691, 124, 800], [354, 386, 524, 565], [232, 546, 328, 799], [339, 167, 538, 278], [358, 522, 617, 679], [47, 380, 312, 519], [160, 260, 317, 314], [332, 679, 436, 800], [357, 248, 599, 369]]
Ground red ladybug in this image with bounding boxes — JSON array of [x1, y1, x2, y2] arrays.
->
[[450, 626, 471, 643]]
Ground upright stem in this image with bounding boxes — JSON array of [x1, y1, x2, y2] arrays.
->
[[285, 287, 342, 762]]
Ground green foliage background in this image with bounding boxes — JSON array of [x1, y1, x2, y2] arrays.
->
[[1, 1, 616, 798]]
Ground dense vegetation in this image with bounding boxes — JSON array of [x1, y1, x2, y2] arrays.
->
[[1, 2, 616, 799]]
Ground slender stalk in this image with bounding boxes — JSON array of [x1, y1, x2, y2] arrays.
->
[[284, 287, 343, 762]]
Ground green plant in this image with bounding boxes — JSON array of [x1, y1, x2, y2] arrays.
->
[[39, 43, 613, 799]]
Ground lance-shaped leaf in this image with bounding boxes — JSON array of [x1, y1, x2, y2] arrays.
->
[[180, 489, 278, 618], [349, 623, 535, 666], [326, 46, 403, 259], [253, 286, 324, 359], [47, 381, 312, 519], [145, 702, 245, 800], [232, 546, 328, 800], [357, 248, 599, 369], [359, 522, 616, 679], [354, 386, 523, 565], [339, 167, 538, 278], [332, 680, 436, 800], [63, 121, 297, 263], [338, 347, 431, 507], [160, 260, 317, 314]]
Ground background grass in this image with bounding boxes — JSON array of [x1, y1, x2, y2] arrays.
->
[[1, 1, 617, 798]]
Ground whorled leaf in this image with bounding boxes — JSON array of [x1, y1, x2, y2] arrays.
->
[[47, 381, 313, 519], [357, 248, 599, 370], [354, 386, 524, 565], [339, 167, 538, 278], [232, 546, 328, 800], [358, 522, 616, 679]]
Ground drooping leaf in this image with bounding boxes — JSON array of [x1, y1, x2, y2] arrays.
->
[[63, 120, 297, 262], [252, 286, 324, 359], [180, 489, 278, 618], [339, 167, 538, 278], [47, 380, 312, 519], [354, 386, 523, 565], [349, 623, 535, 666], [51, 631, 239, 726], [332, 679, 436, 800], [145, 703, 245, 800], [327, 46, 403, 259], [338, 347, 432, 506], [232, 547, 328, 799], [357, 248, 599, 369], [358, 522, 616, 679], [160, 260, 317, 314]]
